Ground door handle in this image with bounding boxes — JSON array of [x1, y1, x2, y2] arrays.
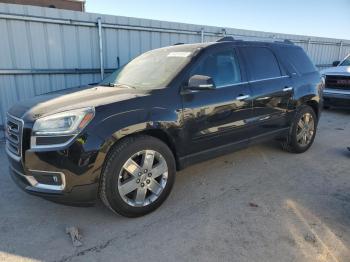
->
[[283, 86, 293, 92], [236, 95, 250, 101]]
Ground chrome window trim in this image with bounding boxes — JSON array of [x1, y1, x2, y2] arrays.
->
[[248, 75, 289, 84], [215, 75, 289, 89], [11, 166, 66, 191], [216, 81, 249, 88]]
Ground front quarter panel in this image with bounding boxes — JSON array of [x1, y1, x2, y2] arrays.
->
[[91, 96, 183, 170]]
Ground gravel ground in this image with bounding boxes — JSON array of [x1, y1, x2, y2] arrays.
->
[[0, 109, 350, 262]]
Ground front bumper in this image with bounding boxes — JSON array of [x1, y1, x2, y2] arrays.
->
[[10, 166, 98, 206], [6, 130, 105, 206], [323, 89, 350, 108]]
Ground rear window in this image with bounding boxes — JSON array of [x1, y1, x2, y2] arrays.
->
[[240, 47, 281, 81], [283, 47, 316, 74]]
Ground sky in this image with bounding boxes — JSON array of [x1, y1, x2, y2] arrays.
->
[[85, 0, 350, 40]]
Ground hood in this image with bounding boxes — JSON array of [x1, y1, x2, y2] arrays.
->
[[8, 85, 148, 121], [320, 66, 350, 76]]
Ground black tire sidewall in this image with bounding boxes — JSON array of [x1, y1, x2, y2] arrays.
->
[[104, 136, 176, 217], [289, 106, 317, 153]]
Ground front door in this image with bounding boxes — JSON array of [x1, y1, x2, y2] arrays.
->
[[181, 46, 253, 155]]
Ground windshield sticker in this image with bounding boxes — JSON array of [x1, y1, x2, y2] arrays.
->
[[167, 52, 191, 58]]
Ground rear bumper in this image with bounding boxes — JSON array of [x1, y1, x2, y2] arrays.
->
[[323, 89, 350, 108]]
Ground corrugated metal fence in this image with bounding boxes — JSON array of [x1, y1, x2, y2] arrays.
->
[[1, 3, 350, 137]]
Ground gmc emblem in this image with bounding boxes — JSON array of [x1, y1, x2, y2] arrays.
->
[[337, 79, 350, 85]]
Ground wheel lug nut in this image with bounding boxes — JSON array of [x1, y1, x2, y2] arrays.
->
[[141, 183, 145, 187], [146, 179, 150, 184], [138, 172, 142, 176], [144, 169, 148, 173], [148, 173, 152, 177], [136, 179, 140, 183]]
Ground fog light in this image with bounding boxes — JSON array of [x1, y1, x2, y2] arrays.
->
[[30, 170, 63, 186]]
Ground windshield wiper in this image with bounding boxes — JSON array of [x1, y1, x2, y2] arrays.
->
[[105, 83, 135, 89]]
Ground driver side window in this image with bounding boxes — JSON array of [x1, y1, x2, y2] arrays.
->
[[191, 49, 242, 88]]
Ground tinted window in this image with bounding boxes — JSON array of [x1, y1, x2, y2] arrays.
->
[[340, 55, 350, 66], [284, 47, 316, 74], [190, 49, 241, 87], [100, 46, 195, 89], [241, 47, 281, 81]]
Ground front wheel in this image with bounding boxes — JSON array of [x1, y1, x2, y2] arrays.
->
[[282, 105, 318, 153], [100, 135, 176, 217]]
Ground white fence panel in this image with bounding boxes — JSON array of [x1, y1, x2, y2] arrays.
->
[[0, 2, 349, 135]]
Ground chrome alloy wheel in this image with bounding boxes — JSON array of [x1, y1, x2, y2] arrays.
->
[[117, 150, 168, 207], [296, 112, 315, 146]]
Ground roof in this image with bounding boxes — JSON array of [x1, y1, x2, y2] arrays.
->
[[148, 37, 300, 56]]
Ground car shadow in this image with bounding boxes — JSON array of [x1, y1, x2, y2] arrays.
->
[[323, 107, 350, 116]]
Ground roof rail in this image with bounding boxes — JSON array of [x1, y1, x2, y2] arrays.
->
[[276, 39, 294, 45], [215, 36, 294, 45], [216, 36, 235, 42], [173, 42, 185, 45]]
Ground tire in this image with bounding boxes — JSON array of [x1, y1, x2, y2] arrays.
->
[[99, 135, 176, 217], [282, 105, 318, 153]]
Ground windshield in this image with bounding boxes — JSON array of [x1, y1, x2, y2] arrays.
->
[[340, 55, 350, 66], [100, 47, 194, 89]]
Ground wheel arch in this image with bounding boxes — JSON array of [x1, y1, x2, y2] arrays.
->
[[293, 94, 320, 120], [305, 100, 320, 119], [98, 126, 180, 176]]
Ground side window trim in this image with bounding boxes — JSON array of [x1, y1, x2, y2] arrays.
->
[[214, 76, 290, 89], [248, 75, 289, 84], [218, 81, 249, 88]]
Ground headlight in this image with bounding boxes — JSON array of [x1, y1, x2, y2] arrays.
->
[[33, 107, 95, 136], [31, 107, 95, 148]]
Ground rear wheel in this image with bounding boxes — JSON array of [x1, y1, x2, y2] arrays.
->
[[100, 135, 176, 217], [282, 105, 317, 153]]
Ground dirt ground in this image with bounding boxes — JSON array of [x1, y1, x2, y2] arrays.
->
[[0, 109, 349, 262]]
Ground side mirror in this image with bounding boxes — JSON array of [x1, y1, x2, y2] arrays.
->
[[187, 75, 216, 90], [332, 60, 340, 67]]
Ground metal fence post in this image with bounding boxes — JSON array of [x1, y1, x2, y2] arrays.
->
[[307, 38, 311, 53], [221, 28, 226, 36], [97, 17, 104, 80], [338, 41, 343, 60]]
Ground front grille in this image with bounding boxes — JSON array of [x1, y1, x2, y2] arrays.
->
[[325, 75, 350, 91], [5, 114, 23, 159]]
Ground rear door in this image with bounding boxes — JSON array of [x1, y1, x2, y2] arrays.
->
[[239, 46, 293, 137]]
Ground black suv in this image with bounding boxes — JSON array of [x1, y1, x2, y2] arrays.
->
[[6, 38, 323, 217]]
